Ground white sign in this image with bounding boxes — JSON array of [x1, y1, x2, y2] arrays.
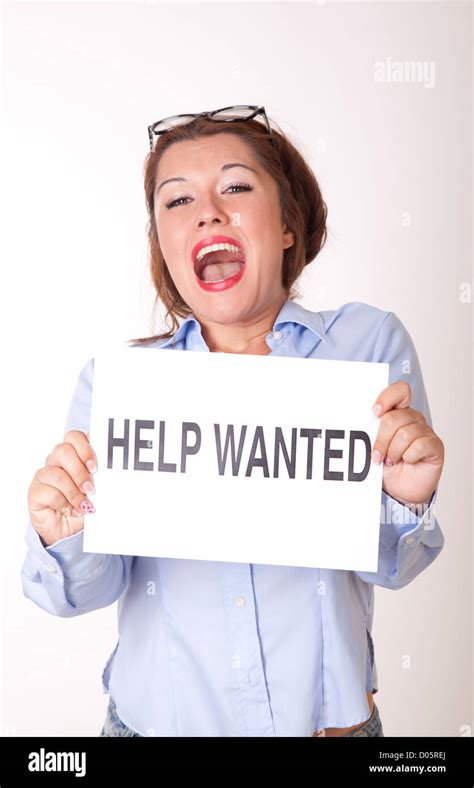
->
[[84, 348, 389, 570]]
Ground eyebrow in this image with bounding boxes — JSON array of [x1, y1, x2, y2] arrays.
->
[[155, 162, 259, 196]]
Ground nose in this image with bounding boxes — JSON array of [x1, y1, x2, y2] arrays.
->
[[196, 199, 229, 228], [198, 215, 222, 228]]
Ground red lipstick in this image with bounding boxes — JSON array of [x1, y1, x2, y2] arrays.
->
[[191, 234, 244, 265], [192, 234, 246, 293]]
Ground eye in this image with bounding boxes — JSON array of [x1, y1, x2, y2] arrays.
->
[[165, 182, 253, 210], [165, 196, 190, 209], [226, 182, 253, 194]]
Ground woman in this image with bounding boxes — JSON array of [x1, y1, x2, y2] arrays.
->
[[22, 106, 445, 737]]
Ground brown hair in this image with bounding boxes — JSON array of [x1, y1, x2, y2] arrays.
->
[[127, 114, 328, 346]]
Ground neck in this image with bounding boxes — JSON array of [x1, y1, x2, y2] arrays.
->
[[199, 295, 287, 355]]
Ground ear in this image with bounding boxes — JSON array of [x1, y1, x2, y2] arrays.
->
[[282, 225, 295, 251]]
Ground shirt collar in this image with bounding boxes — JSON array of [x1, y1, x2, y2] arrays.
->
[[156, 298, 327, 348], [272, 298, 327, 342]]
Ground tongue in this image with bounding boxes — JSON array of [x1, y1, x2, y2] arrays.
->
[[197, 249, 245, 283], [201, 261, 243, 283]]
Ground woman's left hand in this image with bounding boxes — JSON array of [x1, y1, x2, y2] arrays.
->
[[371, 381, 445, 507]]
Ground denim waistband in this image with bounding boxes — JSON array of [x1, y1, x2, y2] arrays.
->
[[99, 695, 384, 737]]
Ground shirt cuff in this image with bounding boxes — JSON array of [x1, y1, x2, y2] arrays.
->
[[380, 487, 443, 550], [24, 518, 110, 582]]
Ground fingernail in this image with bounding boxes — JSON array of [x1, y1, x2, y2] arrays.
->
[[80, 499, 95, 514], [372, 404, 382, 417], [384, 457, 393, 466], [86, 460, 97, 474], [71, 508, 83, 517], [82, 480, 95, 496], [372, 449, 382, 464]]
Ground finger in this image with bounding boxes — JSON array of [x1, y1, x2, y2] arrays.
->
[[383, 422, 434, 466], [28, 479, 85, 518], [47, 439, 96, 497], [36, 465, 95, 515], [372, 380, 411, 417], [397, 433, 445, 466], [64, 429, 98, 474], [372, 408, 426, 463]]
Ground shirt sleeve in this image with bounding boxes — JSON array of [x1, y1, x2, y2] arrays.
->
[[354, 311, 445, 590], [21, 357, 134, 617]]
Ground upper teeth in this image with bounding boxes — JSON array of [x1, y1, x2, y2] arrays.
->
[[195, 242, 243, 263]]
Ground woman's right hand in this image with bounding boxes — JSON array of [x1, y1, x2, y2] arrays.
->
[[28, 430, 98, 547]]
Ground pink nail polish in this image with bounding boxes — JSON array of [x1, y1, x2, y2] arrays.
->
[[82, 480, 95, 496], [372, 450, 382, 464], [384, 457, 394, 466], [80, 499, 95, 514], [86, 459, 98, 474]]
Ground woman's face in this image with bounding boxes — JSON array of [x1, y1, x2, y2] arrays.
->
[[153, 133, 294, 326]]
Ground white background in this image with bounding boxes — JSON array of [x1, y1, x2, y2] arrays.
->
[[1, 0, 471, 737]]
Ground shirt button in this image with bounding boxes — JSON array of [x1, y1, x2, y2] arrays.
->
[[272, 330, 283, 340], [405, 536, 416, 545], [235, 596, 245, 607], [45, 564, 57, 572]]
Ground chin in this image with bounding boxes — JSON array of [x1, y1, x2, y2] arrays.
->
[[191, 293, 253, 322], [201, 301, 250, 323]]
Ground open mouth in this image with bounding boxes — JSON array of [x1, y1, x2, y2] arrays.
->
[[193, 244, 246, 284]]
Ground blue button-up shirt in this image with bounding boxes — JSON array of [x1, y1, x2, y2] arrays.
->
[[21, 299, 445, 736]]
